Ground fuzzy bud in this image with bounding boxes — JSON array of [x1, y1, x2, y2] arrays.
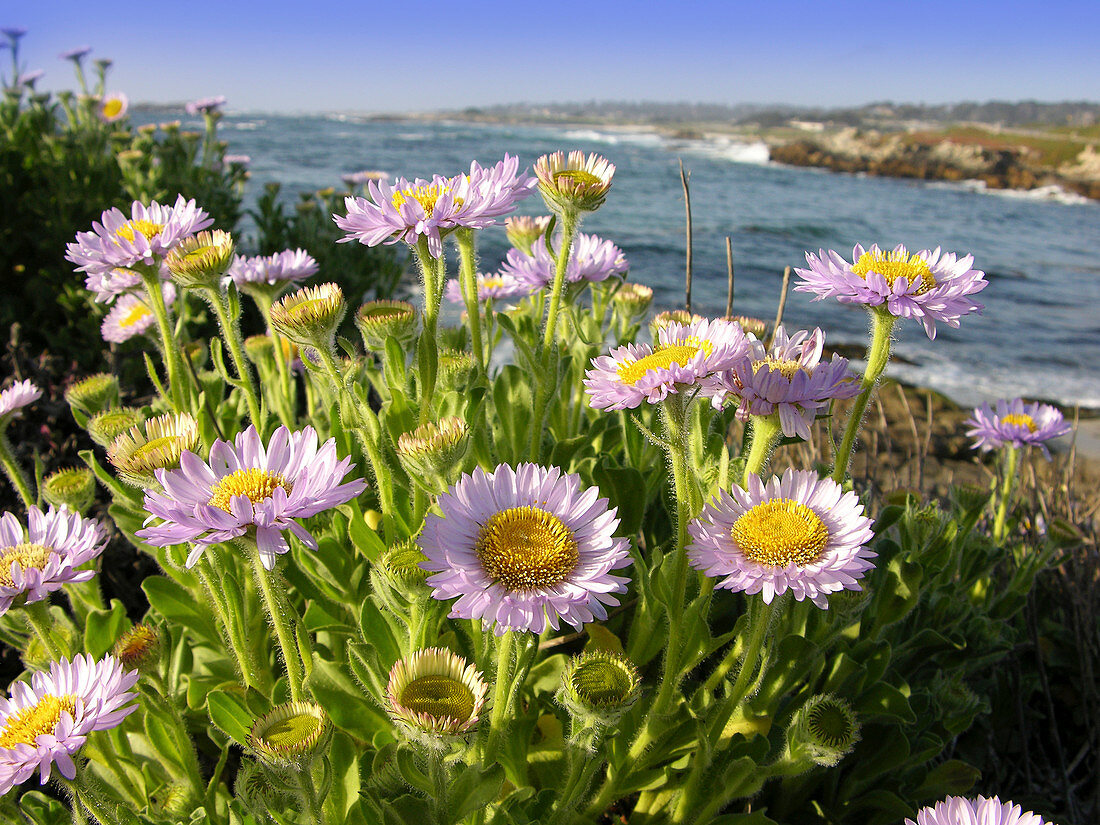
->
[[355, 299, 418, 352], [87, 407, 144, 448], [559, 650, 640, 727], [269, 283, 347, 349], [65, 373, 120, 417], [41, 467, 96, 514], [165, 230, 236, 289], [784, 694, 859, 769]]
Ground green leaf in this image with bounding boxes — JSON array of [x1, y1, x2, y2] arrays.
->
[[449, 763, 505, 821], [914, 759, 981, 801], [592, 461, 647, 536], [144, 710, 187, 772], [83, 598, 131, 658], [206, 689, 255, 747], [143, 576, 219, 641], [306, 654, 390, 743], [855, 682, 916, 723], [358, 598, 402, 669]]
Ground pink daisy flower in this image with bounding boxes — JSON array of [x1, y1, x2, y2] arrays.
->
[[688, 469, 875, 608], [444, 271, 536, 304], [965, 398, 1071, 459], [795, 244, 987, 339], [185, 96, 226, 115], [418, 464, 631, 635], [906, 795, 1053, 825], [334, 154, 534, 259], [136, 425, 366, 569], [499, 230, 628, 290], [65, 196, 212, 275], [101, 282, 176, 344], [0, 380, 42, 421], [226, 249, 319, 294], [709, 326, 859, 440], [584, 317, 749, 410], [0, 654, 139, 793], [0, 506, 107, 616]]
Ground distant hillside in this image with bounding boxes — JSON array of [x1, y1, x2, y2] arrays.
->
[[451, 100, 1100, 129]]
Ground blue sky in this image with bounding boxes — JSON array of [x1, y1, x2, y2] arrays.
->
[[6, 0, 1099, 113]]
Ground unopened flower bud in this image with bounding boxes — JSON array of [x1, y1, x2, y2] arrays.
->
[[87, 407, 144, 448], [269, 283, 346, 349], [785, 695, 859, 769], [385, 648, 488, 747], [505, 215, 552, 254], [248, 701, 329, 770], [612, 282, 653, 321], [165, 230, 235, 289], [534, 151, 615, 214], [112, 623, 161, 672], [396, 417, 469, 490], [650, 309, 703, 340], [726, 315, 767, 339], [108, 412, 198, 487], [559, 650, 640, 726], [65, 373, 119, 417], [42, 467, 96, 513], [355, 299, 417, 352]]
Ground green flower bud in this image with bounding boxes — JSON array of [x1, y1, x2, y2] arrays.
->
[[355, 299, 418, 352], [559, 650, 640, 726], [165, 230, 236, 289], [41, 467, 96, 514], [87, 407, 144, 448], [65, 373, 120, 417], [107, 412, 198, 487], [269, 283, 347, 349], [248, 701, 329, 770], [785, 694, 859, 769]]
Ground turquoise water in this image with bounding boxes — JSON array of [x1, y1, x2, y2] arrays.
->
[[148, 112, 1100, 409]]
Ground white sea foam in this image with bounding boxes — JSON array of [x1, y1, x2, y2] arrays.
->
[[925, 178, 1093, 206]]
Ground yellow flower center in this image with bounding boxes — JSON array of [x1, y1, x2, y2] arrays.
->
[[481, 276, 506, 290], [475, 506, 579, 591], [0, 694, 78, 748], [753, 358, 804, 380], [553, 169, 602, 187], [0, 543, 54, 587], [732, 499, 829, 567], [1002, 413, 1038, 433], [391, 184, 462, 217], [617, 342, 710, 386], [115, 219, 164, 244], [102, 98, 124, 119], [208, 468, 292, 513], [119, 302, 151, 328], [851, 249, 937, 294], [400, 675, 475, 722]]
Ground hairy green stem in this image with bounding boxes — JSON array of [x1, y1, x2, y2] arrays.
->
[[251, 547, 310, 702], [22, 598, 66, 658], [413, 239, 444, 427], [992, 446, 1021, 544], [195, 557, 268, 693], [140, 268, 191, 412], [541, 210, 579, 353], [832, 309, 896, 483], [205, 286, 264, 433], [742, 414, 782, 487], [483, 629, 516, 762], [455, 228, 486, 371], [0, 431, 35, 510]]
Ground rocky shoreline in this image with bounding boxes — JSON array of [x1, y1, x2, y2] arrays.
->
[[764, 127, 1100, 200]]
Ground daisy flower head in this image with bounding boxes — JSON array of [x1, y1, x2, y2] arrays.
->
[[688, 468, 876, 608], [418, 464, 631, 635], [584, 317, 749, 411], [505, 214, 552, 253], [136, 425, 366, 570], [101, 282, 176, 344], [0, 379, 42, 422], [225, 249, 318, 296], [185, 95, 226, 115], [534, 150, 615, 214], [965, 398, 1071, 459], [0, 654, 138, 793], [905, 796, 1053, 825], [335, 155, 533, 259], [444, 271, 536, 305], [500, 231, 628, 291], [385, 648, 488, 739], [59, 46, 91, 62], [84, 267, 144, 304], [0, 506, 107, 616], [795, 244, 987, 339], [98, 92, 128, 123], [341, 170, 386, 188], [66, 196, 212, 275], [710, 326, 859, 440]]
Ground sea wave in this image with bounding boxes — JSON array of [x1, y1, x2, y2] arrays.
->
[[683, 137, 770, 165], [925, 179, 1093, 206]]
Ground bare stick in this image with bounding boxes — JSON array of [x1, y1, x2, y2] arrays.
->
[[725, 236, 735, 317], [680, 159, 693, 313], [768, 266, 792, 346]]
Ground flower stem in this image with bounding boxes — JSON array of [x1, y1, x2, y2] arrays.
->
[[483, 629, 515, 762], [413, 239, 444, 427], [140, 268, 191, 412], [59, 773, 124, 825], [832, 309, 896, 483], [541, 209, 579, 354], [992, 446, 1021, 544], [455, 228, 485, 372], [22, 598, 66, 659], [741, 414, 783, 487], [251, 547, 310, 702], [195, 556, 269, 693], [256, 294, 297, 428], [0, 430, 35, 510], [205, 286, 264, 434]]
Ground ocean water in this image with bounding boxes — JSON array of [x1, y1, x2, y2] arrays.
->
[[147, 112, 1100, 410]]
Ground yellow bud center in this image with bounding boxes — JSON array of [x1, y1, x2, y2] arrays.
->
[[553, 169, 602, 187], [617, 343, 708, 386], [851, 249, 936, 294], [115, 219, 164, 244], [1002, 413, 1038, 433], [0, 694, 78, 748], [102, 98, 124, 119], [476, 506, 579, 591], [400, 675, 475, 722], [0, 543, 54, 587], [208, 468, 292, 513], [732, 499, 829, 567]]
